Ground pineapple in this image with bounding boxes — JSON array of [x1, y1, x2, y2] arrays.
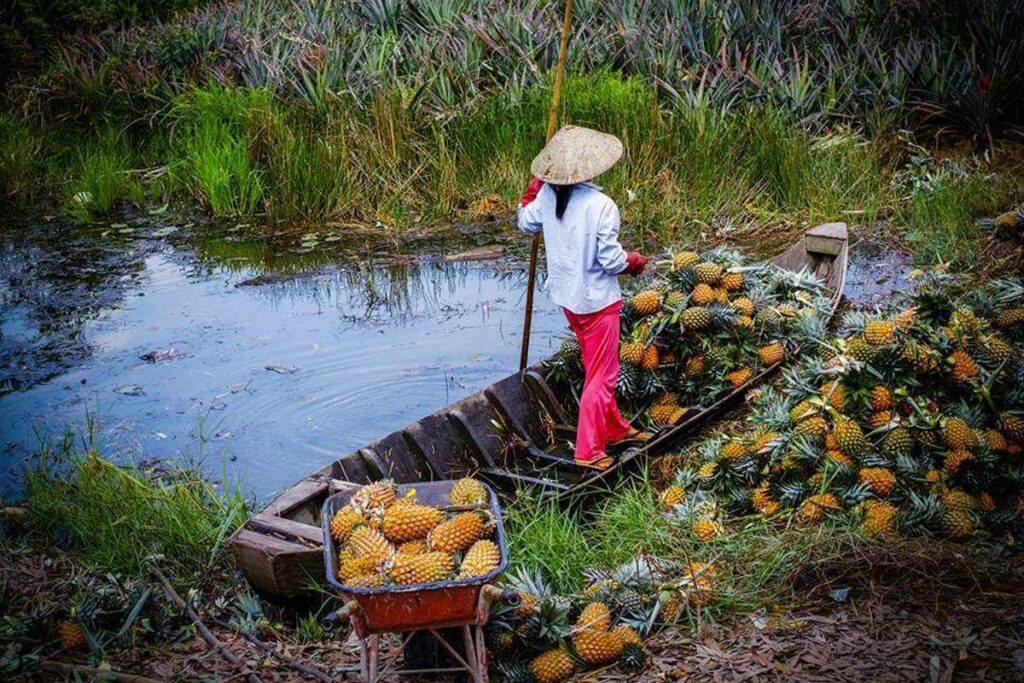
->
[[858, 468, 896, 496], [864, 320, 896, 345], [870, 386, 893, 412], [694, 261, 723, 285], [789, 400, 817, 423], [672, 251, 701, 269], [758, 342, 785, 366], [721, 270, 743, 291], [943, 449, 974, 476], [698, 461, 718, 479], [428, 512, 484, 553], [664, 290, 686, 309], [720, 441, 750, 462], [754, 431, 781, 452], [619, 340, 645, 365], [449, 478, 488, 506], [396, 539, 428, 555], [338, 556, 379, 583], [1000, 413, 1024, 442], [727, 367, 753, 387], [349, 526, 392, 565], [752, 483, 781, 516], [798, 493, 840, 524], [945, 510, 976, 537], [691, 283, 716, 306], [943, 489, 977, 513], [895, 308, 917, 331], [382, 503, 443, 542], [649, 402, 688, 425], [58, 620, 85, 650], [577, 602, 612, 631], [692, 518, 722, 541], [612, 624, 642, 646], [458, 540, 501, 579], [573, 626, 624, 664], [640, 344, 660, 370], [794, 416, 829, 440], [530, 649, 576, 683], [351, 481, 397, 512], [996, 308, 1024, 335], [978, 492, 997, 512], [347, 573, 387, 589], [755, 306, 782, 328], [684, 354, 706, 376], [944, 417, 979, 450], [982, 336, 1016, 365], [660, 484, 686, 509], [860, 500, 897, 537], [732, 297, 755, 316], [631, 290, 661, 316], [330, 506, 362, 542], [880, 427, 914, 457], [832, 417, 869, 457], [389, 551, 454, 585], [826, 450, 854, 469], [738, 314, 755, 330], [985, 429, 1008, 452], [949, 349, 979, 383], [820, 380, 845, 411], [681, 306, 713, 330]]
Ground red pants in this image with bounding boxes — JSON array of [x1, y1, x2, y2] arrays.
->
[[563, 301, 633, 462]]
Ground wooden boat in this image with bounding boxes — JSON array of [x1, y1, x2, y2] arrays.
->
[[230, 223, 848, 598]]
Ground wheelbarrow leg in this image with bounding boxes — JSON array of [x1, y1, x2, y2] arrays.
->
[[368, 634, 380, 682], [358, 635, 369, 682], [461, 625, 480, 683], [475, 625, 489, 683]]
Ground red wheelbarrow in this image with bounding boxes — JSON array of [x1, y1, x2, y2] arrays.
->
[[321, 480, 518, 682]]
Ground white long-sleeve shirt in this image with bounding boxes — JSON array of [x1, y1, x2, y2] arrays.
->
[[517, 183, 628, 314]]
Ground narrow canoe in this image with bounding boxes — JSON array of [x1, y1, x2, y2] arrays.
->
[[229, 223, 848, 598]]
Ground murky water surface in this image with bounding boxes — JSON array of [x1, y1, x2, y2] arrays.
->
[[0, 214, 563, 500]]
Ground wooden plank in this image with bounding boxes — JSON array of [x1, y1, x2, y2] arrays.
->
[[230, 529, 325, 598], [482, 468, 571, 492], [448, 410, 500, 470], [374, 432, 432, 482], [486, 378, 549, 447], [402, 416, 471, 478], [264, 480, 329, 518], [331, 453, 372, 484], [523, 369, 573, 426], [358, 448, 388, 480], [249, 513, 323, 546]]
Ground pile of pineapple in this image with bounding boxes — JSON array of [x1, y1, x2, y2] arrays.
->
[[547, 246, 832, 428], [329, 478, 502, 588], [660, 270, 1024, 540], [487, 558, 717, 683]]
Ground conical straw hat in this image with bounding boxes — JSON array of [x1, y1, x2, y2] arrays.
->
[[530, 125, 623, 185]]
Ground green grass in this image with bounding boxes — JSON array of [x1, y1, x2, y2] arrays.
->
[[503, 473, 884, 613], [0, 113, 46, 201], [24, 447, 249, 581], [65, 130, 144, 221], [900, 175, 1000, 265]]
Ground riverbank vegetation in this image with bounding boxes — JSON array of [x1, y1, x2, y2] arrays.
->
[[2, 0, 1023, 263]]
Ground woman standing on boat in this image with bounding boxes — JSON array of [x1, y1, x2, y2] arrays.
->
[[518, 125, 650, 471]]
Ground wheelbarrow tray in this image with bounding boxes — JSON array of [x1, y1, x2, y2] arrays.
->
[[322, 480, 508, 633]]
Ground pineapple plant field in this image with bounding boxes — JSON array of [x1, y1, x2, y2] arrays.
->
[[329, 478, 502, 588], [659, 270, 1024, 540], [546, 246, 833, 430]]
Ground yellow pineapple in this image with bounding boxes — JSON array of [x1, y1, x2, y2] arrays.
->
[[382, 502, 443, 542], [338, 556, 379, 583], [721, 270, 743, 291], [612, 624, 642, 646], [428, 512, 484, 553], [631, 290, 661, 316], [691, 283, 716, 306], [758, 342, 785, 366], [944, 449, 974, 475], [949, 350, 979, 383], [681, 306, 713, 330], [664, 290, 686, 309], [719, 441, 750, 461], [396, 539, 428, 555], [389, 551, 454, 585], [351, 481, 397, 512], [348, 525, 392, 565], [860, 500, 897, 537], [832, 417, 868, 457], [826, 450, 854, 469], [573, 626, 624, 664], [457, 539, 501, 579], [944, 417, 979, 450], [672, 251, 701, 269], [794, 415, 829, 440], [754, 431, 781, 452], [698, 461, 717, 479], [330, 506, 362, 542], [58, 620, 85, 650], [660, 485, 686, 509], [858, 468, 895, 496], [649, 402, 688, 425], [737, 314, 755, 329], [798, 493, 839, 524], [864, 320, 896, 345], [619, 340, 645, 365], [684, 354, 706, 376], [640, 344, 660, 370], [726, 367, 753, 387], [895, 307, 917, 331], [577, 602, 612, 631], [530, 649, 576, 683], [870, 386, 893, 412], [752, 483, 780, 516], [732, 297, 755, 316], [692, 518, 722, 541], [347, 573, 387, 589], [449, 478, 488, 506], [694, 261, 723, 285]]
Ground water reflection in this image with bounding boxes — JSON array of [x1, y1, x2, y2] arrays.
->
[[0, 214, 562, 501]]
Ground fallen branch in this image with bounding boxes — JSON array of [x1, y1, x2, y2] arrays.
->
[[149, 564, 264, 683], [210, 618, 333, 683], [40, 661, 161, 683]]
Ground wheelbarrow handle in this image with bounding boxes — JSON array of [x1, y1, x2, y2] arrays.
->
[[481, 585, 521, 607], [321, 599, 360, 629]]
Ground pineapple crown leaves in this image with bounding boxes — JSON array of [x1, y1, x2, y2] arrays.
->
[[504, 566, 555, 601]]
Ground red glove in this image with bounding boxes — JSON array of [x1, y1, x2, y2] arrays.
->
[[520, 175, 543, 207], [624, 252, 647, 276]]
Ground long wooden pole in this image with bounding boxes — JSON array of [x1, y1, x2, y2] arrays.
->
[[520, 0, 574, 372]]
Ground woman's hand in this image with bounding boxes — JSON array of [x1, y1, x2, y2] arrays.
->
[[520, 175, 544, 206], [624, 251, 647, 275]]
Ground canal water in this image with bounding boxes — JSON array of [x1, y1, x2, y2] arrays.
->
[[0, 214, 564, 501]]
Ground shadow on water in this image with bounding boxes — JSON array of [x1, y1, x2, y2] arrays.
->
[[0, 213, 564, 501]]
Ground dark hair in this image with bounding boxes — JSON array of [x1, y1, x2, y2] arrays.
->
[[553, 184, 576, 220]]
